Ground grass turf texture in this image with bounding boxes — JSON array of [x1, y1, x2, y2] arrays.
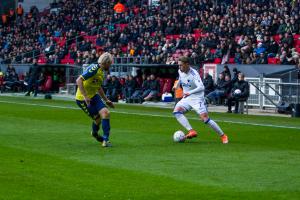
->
[[0, 96, 300, 199]]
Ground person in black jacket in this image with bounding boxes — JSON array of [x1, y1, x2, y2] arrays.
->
[[206, 73, 231, 104], [227, 73, 249, 113], [222, 65, 231, 78], [123, 75, 136, 100], [106, 75, 121, 102], [203, 72, 214, 96], [3, 71, 21, 91], [130, 74, 149, 102], [143, 74, 160, 101], [231, 67, 240, 86], [25, 59, 41, 97]]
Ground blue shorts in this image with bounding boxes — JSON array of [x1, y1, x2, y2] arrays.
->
[[76, 94, 106, 120]]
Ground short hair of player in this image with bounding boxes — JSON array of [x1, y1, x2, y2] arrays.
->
[[179, 56, 189, 64], [98, 52, 113, 65]]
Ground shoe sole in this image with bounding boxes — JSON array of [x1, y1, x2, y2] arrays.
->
[[185, 134, 198, 139]]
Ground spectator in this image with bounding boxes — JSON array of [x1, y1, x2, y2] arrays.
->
[[129, 74, 148, 103], [257, 53, 268, 64], [102, 74, 112, 94], [3, 71, 21, 92], [143, 74, 160, 101], [206, 73, 231, 104], [222, 65, 231, 78], [203, 72, 214, 96], [227, 73, 250, 114], [123, 75, 136, 101], [172, 77, 183, 104], [106, 75, 121, 102], [0, 0, 299, 66], [25, 59, 41, 97]]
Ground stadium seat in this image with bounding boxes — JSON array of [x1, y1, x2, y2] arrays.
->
[[63, 53, 71, 59], [84, 35, 97, 45], [121, 45, 128, 53], [194, 28, 202, 34], [268, 57, 279, 64], [61, 58, 75, 64], [38, 55, 47, 64], [214, 58, 222, 64], [162, 78, 173, 93], [158, 78, 165, 95], [273, 34, 281, 44], [192, 33, 201, 40], [57, 37, 66, 47], [294, 34, 300, 47], [44, 76, 53, 92], [166, 35, 180, 40], [228, 57, 235, 64]]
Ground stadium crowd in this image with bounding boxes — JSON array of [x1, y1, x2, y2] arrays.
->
[[0, 0, 300, 66], [0, 0, 297, 112]]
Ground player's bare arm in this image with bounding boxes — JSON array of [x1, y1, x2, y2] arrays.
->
[[99, 87, 114, 108], [76, 76, 90, 105]]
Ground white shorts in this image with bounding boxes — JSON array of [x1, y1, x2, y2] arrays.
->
[[174, 96, 207, 115]]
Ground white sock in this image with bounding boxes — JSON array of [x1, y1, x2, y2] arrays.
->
[[206, 119, 224, 136], [174, 113, 192, 131]]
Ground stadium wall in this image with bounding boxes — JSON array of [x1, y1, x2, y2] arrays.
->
[[20, 0, 52, 12]]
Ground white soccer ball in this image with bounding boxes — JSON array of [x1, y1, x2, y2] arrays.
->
[[173, 130, 186, 142], [234, 89, 241, 94]]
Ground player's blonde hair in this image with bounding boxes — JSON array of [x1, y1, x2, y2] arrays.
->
[[179, 56, 189, 64], [98, 52, 113, 65]]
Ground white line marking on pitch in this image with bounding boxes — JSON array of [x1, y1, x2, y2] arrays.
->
[[0, 100, 299, 130]]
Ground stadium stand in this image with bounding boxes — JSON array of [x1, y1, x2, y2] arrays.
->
[[0, 0, 299, 66]]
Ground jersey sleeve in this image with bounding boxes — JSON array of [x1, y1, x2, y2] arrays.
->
[[81, 64, 99, 80], [188, 70, 204, 95]]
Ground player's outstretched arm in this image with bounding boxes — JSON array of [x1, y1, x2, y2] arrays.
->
[[99, 87, 115, 108]]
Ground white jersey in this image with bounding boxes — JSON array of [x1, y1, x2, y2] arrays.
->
[[176, 67, 207, 114], [178, 67, 205, 98]]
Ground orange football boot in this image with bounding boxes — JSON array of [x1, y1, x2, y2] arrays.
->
[[221, 134, 229, 144], [185, 129, 198, 139]]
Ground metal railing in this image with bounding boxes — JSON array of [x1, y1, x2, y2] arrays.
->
[[246, 78, 300, 109]]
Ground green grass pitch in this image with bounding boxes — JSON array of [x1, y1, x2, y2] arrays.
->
[[0, 96, 300, 200]]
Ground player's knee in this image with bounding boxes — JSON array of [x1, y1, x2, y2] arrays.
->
[[100, 109, 110, 119], [200, 113, 209, 123], [173, 111, 182, 117], [173, 106, 185, 115]]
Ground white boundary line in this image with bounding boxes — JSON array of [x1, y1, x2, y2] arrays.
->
[[1, 100, 300, 130]]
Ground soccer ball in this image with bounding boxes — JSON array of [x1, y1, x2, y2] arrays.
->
[[173, 130, 186, 142], [234, 89, 241, 94]]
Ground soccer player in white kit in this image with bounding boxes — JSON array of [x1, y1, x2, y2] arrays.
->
[[173, 57, 229, 144]]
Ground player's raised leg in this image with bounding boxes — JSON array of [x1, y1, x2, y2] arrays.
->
[[173, 105, 197, 139]]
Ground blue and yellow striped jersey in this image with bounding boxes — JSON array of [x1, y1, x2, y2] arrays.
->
[[75, 64, 105, 101]]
